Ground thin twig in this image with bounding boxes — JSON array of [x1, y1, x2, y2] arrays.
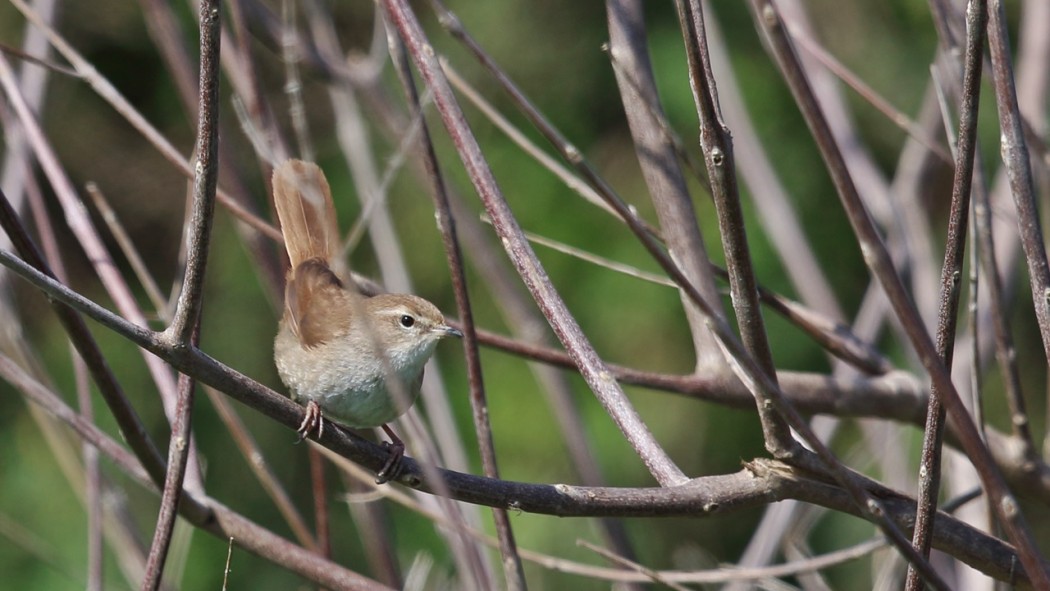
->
[[308, 446, 330, 560], [85, 183, 170, 314], [389, 0, 688, 487], [511, 223, 890, 374], [442, 62, 627, 225], [971, 147, 1033, 455], [748, 0, 1050, 585], [280, 0, 314, 162], [676, 2, 791, 436], [695, 4, 845, 326], [577, 539, 690, 591], [0, 185, 170, 486], [145, 2, 221, 585], [606, 0, 724, 368], [74, 353, 104, 591], [206, 386, 318, 550], [783, 21, 951, 164], [987, 1, 1050, 361], [163, 0, 222, 346], [142, 369, 199, 591], [389, 24, 528, 591], [136, 0, 196, 118], [0, 42, 79, 78], [0, 250, 1040, 585], [907, 1, 987, 588]]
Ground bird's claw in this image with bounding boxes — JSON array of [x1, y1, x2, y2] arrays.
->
[[375, 439, 405, 484], [296, 401, 324, 442]]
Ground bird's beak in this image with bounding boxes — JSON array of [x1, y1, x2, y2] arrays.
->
[[439, 324, 463, 338]]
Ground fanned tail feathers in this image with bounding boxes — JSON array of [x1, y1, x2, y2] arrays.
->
[[272, 159, 340, 268]]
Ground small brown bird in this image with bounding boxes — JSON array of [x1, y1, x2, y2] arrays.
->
[[272, 159, 461, 483]]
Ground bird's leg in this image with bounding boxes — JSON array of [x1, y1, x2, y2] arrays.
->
[[296, 400, 324, 442], [375, 424, 405, 484]]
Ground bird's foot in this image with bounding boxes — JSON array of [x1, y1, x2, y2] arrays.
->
[[375, 424, 405, 484], [296, 401, 324, 442]]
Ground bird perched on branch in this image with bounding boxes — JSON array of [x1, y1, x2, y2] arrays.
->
[[272, 159, 461, 483]]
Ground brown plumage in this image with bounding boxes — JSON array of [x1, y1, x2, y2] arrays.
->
[[272, 160, 339, 269], [271, 159, 461, 484]]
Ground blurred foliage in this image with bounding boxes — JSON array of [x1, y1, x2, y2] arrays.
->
[[0, 0, 1045, 590]]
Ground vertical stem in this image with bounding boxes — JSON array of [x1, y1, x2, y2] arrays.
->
[[308, 446, 330, 560], [164, 0, 222, 345], [141, 370, 198, 591], [906, 1, 987, 588], [383, 0, 687, 487], [75, 354, 104, 591], [676, 0, 798, 458], [387, 26, 527, 591], [606, 0, 725, 369], [143, 2, 221, 588], [987, 0, 1050, 361], [748, 0, 1050, 584]]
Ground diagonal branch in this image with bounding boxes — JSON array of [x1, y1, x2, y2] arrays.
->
[[907, 1, 987, 588], [387, 23, 527, 591], [605, 0, 725, 368], [676, 0, 798, 458], [986, 0, 1050, 360], [384, 0, 688, 487], [747, 0, 1050, 585], [0, 245, 1042, 585]]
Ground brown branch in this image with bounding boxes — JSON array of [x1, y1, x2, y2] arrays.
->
[[0, 246, 1043, 586], [142, 370, 199, 591], [696, 6, 846, 328], [747, 0, 1050, 585], [387, 25, 527, 591], [987, 0, 1050, 363], [676, 0, 800, 459], [605, 0, 725, 367], [164, 0, 221, 346], [386, 0, 687, 487], [143, 3, 222, 587], [908, 1, 987, 588]]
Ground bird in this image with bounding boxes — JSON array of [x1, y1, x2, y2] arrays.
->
[[271, 159, 461, 483]]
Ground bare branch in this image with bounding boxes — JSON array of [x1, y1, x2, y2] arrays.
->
[[385, 0, 688, 486], [747, 0, 1050, 584]]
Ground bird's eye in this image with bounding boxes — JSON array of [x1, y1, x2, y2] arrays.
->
[[399, 315, 415, 328]]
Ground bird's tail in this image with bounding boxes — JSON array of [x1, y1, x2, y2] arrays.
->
[[272, 159, 340, 269]]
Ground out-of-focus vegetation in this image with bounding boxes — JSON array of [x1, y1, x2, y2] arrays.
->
[[0, 0, 1046, 589]]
